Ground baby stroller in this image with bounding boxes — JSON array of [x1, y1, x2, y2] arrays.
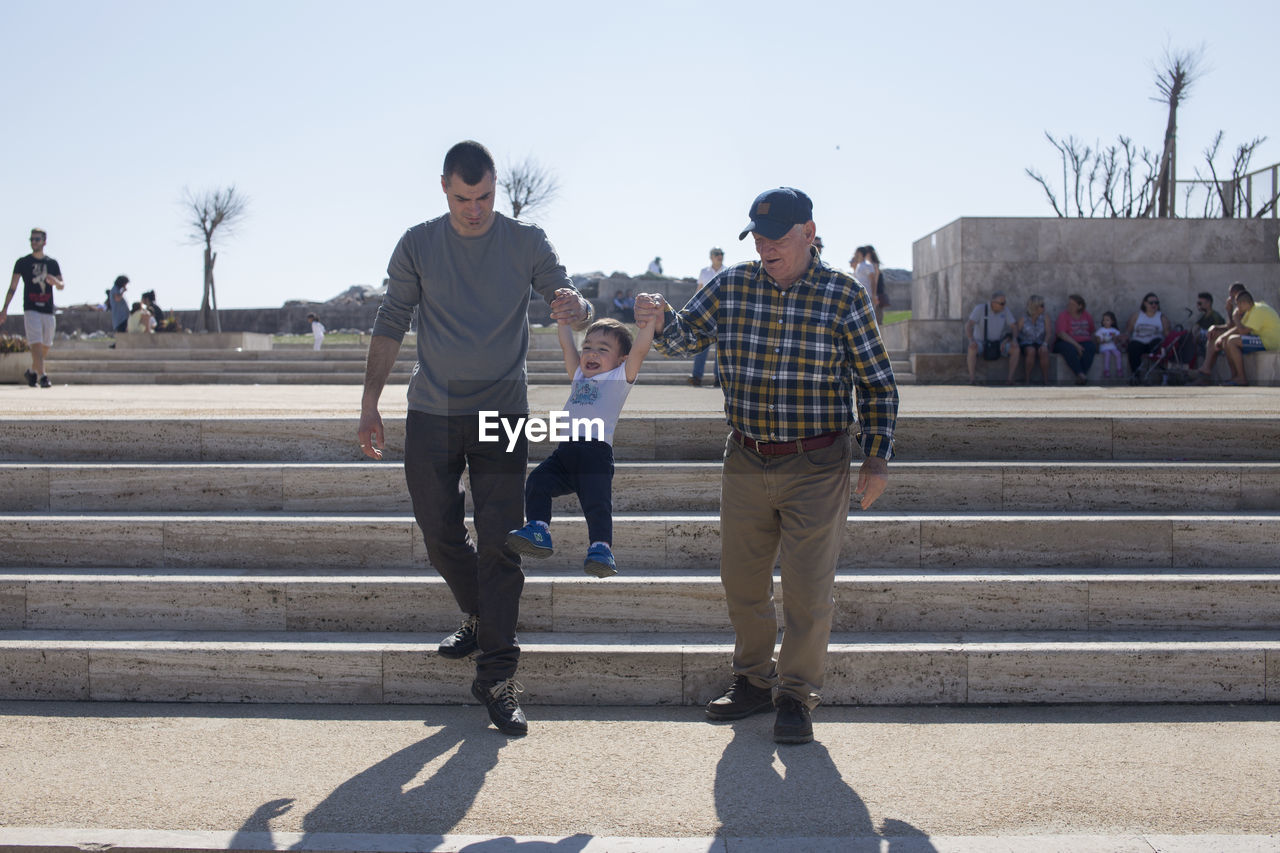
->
[[1134, 328, 1198, 385]]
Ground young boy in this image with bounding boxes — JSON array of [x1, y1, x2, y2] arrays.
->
[[506, 312, 654, 577]]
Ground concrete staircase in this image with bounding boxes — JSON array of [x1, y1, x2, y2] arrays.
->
[[45, 334, 705, 386], [888, 349, 916, 384], [2, 401, 1278, 707]]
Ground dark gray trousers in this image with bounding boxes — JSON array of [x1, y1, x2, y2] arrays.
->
[[404, 410, 527, 682]]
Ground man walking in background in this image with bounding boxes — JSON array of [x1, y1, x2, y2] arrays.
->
[[357, 140, 592, 737], [2, 228, 65, 388]]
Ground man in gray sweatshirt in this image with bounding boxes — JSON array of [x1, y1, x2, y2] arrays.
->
[[358, 140, 592, 736]]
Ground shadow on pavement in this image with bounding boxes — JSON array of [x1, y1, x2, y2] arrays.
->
[[713, 722, 937, 850], [229, 713, 507, 846]]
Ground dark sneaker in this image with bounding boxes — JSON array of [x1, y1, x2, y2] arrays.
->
[[773, 695, 814, 744], [437, 614, 478, 659], [583, 542, 617, 578], [506, 522, 553, 558], [38, 375, 51, 388], [24, 369, 37, 387], [471, 678, 528, 736], [705, 674, 774, 721]]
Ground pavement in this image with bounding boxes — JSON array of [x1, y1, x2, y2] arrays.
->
[[1, 701, 1279, 851], [3, 382, 1280, 851]]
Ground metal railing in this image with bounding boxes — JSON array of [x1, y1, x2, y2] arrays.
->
[[1174, 162, 1280, 218]]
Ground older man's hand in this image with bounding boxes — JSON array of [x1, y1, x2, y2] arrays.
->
[[632, 292, 667, 330], [853, 456, 889, 510], [550, 288, 589, 327]]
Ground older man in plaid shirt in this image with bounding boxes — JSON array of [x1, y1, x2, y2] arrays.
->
[[634, 187, 898, 744]]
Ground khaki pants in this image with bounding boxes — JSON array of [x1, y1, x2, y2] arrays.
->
[[719, 432, 853, 709]]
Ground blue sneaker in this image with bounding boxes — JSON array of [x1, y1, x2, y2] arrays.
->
[[507, 522, 553, 558], [584, 542, 617, 578]]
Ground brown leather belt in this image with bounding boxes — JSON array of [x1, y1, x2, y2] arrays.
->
[[731, 429, 844, 457]]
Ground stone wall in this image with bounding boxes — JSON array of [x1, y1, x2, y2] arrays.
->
[[0, 304, 384, 338], [174, 302, 385, 334], [2, 264, 909, 339], [528, 275, 699, 326], [910, 217, 1280, 353]]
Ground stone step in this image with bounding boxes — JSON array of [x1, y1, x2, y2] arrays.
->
[[3, 462, 1276, 514], [3, 627, 1276, 704], [48, 349, 418, 363], [1, 512, 1276, 569], [5, 416, 1277, 462], [47, 359, 419, 374], [56, 372, 404, 385], [48, 356, 697, 374], [912, 350, 1280, 387], [3, 570, 1278, 634], [53, 371, 707, 386]]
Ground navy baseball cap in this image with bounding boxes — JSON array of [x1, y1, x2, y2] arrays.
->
[[738, 187, 813, 240]]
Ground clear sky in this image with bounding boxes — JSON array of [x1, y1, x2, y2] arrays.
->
[[3, 0, 1276, 312]]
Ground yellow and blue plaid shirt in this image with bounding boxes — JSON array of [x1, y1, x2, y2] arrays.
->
[[653, 251, 898, 459]]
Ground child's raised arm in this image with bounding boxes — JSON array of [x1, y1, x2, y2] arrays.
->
[[625, 317, 656, 384], [557, 320, 580, 379]]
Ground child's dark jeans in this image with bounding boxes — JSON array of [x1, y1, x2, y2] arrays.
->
[[524, 440, 615, 545]]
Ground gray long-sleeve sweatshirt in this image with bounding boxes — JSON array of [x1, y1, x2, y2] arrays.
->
[[372, 212, 577, 416]]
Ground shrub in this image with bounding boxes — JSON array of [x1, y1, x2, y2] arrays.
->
[[0, 333, 30, 353]]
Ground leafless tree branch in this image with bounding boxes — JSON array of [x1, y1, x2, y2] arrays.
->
[[499, 157, 560, 220], [1230, 136, 1268, 216], [1025, 168, 1065, 217]]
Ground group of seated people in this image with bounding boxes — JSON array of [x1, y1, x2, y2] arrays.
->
[[126, 290, 175, 333], [1194, 282, 1280, 386], [966, 283, 1278, 386]]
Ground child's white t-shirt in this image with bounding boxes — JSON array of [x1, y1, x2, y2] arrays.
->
[[1096, 326, 1120, 351], [312, 321, 325, 336], [563, 364, 634, 446]]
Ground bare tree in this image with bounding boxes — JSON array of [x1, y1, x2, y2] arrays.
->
[[1025, 133, 1092, 217], [183, 186, 248, 333], [1148, 45, 1204, 218], [1196, 132, 1271, 217], [499, 157, 560, 220], [1200, 131, 1229, 217], [1117, 136, 1162, 218], [1027, 133, 1161, 219], [1025, 166, 1065, 217]]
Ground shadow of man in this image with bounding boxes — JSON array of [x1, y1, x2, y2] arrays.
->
[[229, 714, 507, 846], [457, 835, 592, 852], [713, 724, 937, 851]]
